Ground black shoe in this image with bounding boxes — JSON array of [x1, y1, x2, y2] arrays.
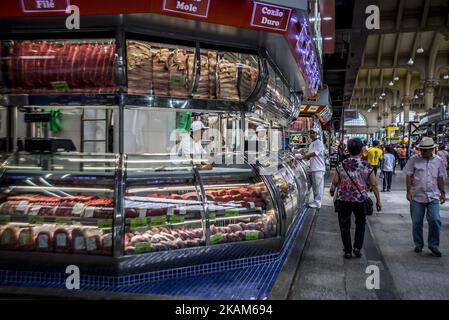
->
[[353, 248, 362, 258], [381, 189, 386, 192], [387, 189, 391, 192], [429, 247, 442, 257], [414, 247, 423, 253], [344, 253, 352, 259]]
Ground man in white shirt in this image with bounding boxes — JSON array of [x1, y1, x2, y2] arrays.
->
[[178, 120, 212, 169], [298, 128, 326, 208]]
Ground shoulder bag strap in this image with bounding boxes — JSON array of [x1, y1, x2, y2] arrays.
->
[[342, 162, 366, 200]]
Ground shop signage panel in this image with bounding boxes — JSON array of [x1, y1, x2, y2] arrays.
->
[[162, 0, 211, 18], [251, 1, 292, 32], [21, 0, 70, 12], [300, 104, 324, 114]]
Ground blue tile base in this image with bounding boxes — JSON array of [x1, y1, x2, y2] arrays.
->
[[0, 208, 310, 299]]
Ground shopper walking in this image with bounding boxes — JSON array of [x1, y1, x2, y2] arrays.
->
[[381, 145, 396, 192], [398, 144, 407, 170], [366, 140, 383, 176], [436, 145, 449, 169], [404, 137, 446, 257], [330, 138, 382, 259], [298, 129, 325, 209]]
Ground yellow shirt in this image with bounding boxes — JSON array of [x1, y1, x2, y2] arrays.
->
[[367, 147, 383, 166]]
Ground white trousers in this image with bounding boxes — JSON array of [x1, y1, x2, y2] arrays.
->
[[309, 171, 325, 208]]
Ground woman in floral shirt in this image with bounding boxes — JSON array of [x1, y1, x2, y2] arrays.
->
[[330, 139, 382, 259]]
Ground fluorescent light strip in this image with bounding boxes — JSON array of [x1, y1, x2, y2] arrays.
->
[[9, 186, 113, 193]]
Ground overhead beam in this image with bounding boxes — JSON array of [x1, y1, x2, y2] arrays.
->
[[420, 0, 431, 29], [393, 33, 403, 67], [395, 0, 405, 31], [377, 34, 385, 67]]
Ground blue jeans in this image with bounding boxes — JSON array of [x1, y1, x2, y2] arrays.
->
[[410, 200, 441, 249]]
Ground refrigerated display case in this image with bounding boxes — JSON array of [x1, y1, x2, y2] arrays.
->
[[0, 153, 117, 256]]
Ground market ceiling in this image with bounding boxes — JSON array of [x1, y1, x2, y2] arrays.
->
[[346, 0, 449, 126]]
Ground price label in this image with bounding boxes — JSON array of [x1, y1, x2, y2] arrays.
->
[[245, 230, 259, 241], [51, 81, 70, 90], [208, 211, 216, 221], [150, 215, 167, 227], [170, 74, 186, 85], [28, 216, 44, 225], [135, 242, 152, 254], [130, 217, 148, 228], [169, 215, 185, 224], [97, 219, 113, 228], [55, 217, 71, 225], [0, 215, 10, 225], [210, 232, 223, 245], [224, 210, 239, 217]]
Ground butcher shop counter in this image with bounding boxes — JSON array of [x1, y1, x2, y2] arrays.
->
[[0, 151, 310, 274]]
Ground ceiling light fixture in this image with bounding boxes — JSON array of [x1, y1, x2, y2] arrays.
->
[[414, 94, 419, 99], [324, 37, 333, 40], [416, 47, 424, 54], [394, 76, 400, 81], [322, 16, 333, 21], [408, 58, 414, 66], [444, 74, 449, 80], [381, 92, 386, 97], [389, 81, 394, 86]]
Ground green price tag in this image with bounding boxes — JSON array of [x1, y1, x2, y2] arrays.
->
[[245, 230, 259, 241], [135, 242, 152, 254], [224, 210, 239, 217], [0, 215, 10, 225], [169, 215, 185, 224], [150, 215, 167, 227], [170, 74, 186, 85], [208, 212, 216, 221], [97, 219, 113, 228], [28, 216, 44, 225], [55, 217, 71, 225], [210, 232, 223, 245], [51, 81, 70, 90], [130, 217, 148, 228]]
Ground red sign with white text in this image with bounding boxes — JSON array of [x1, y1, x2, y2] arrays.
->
[[251, 1, 292, 32], [163, 0, 211, 18], [21, 0, 70, 12]]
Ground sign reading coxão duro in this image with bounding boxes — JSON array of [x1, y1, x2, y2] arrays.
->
[[250, 1, 292, 32], [163, 0, 211, 18]]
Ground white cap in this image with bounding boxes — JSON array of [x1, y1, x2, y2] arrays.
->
[[191, 120, 208, 132], [256, 125, 267, 133]]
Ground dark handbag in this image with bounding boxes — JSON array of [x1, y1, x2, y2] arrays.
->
[[342, 164, 374, 216]]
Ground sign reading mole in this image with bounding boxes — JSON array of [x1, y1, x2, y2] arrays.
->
[[163, 0, 211, 18]]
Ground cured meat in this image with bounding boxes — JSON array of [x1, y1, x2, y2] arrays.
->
[[217, 57, 239, 101], [17, 227, 35, 251], [127, 40, 153, 94], [54, 227, 72, 253], [71, 228, 87, 254], [152, 48, 170, 96], [34, 227, 53, 252], [101, 233, 113, 255], [7, 40, 116, 93], [208, 51, 217, 99], [0, 226, 18, 250], [168, 48, 188, 97], [85, 229, 102, 254]]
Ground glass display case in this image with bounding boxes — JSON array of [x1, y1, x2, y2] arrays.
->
[[280, 152, 311, 206], [0, 153, 118, 255], [1, 39, 117, 94], [122, 153, 280, 255]]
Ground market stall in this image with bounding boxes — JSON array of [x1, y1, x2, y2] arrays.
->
[[0, 1, 319, 275]]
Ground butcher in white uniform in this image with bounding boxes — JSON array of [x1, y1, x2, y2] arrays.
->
[[178, 120, 212, 169], [298, 128, 326, 209]]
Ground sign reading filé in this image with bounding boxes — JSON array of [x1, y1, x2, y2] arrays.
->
[[163, 0, 211, 18], [250, 1, 292, 32], [21, 0, 70, 13]]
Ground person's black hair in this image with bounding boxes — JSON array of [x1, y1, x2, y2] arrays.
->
[[363, 140, 367, 144], [373, 140, 380, 147], [347, 138, 364, 156]]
